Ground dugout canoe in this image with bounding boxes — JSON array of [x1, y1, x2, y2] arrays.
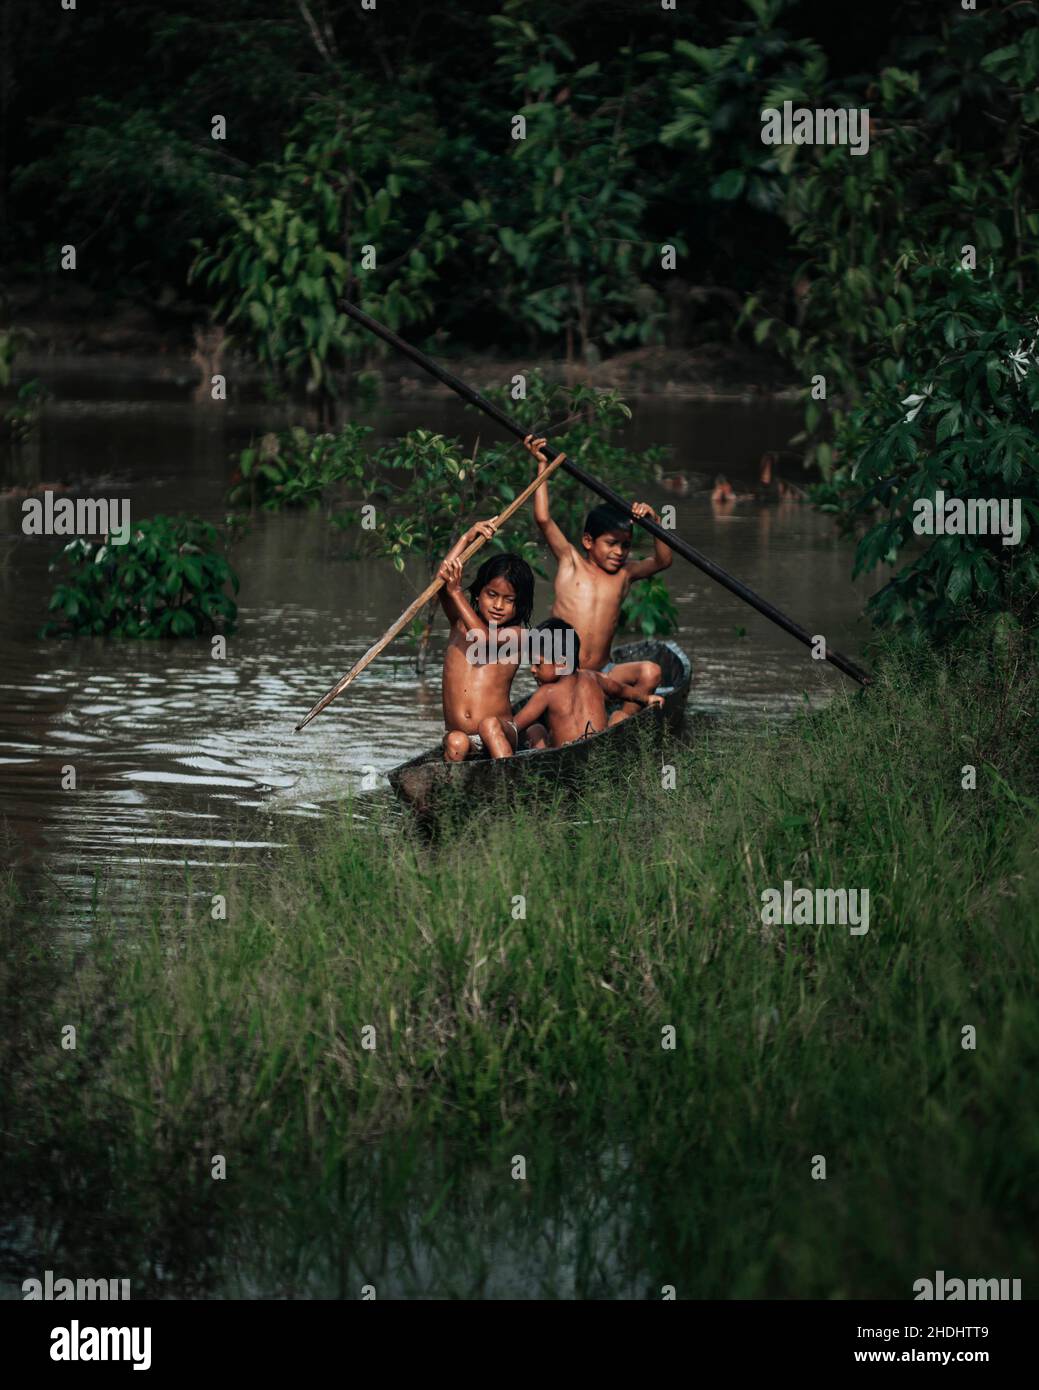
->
[[388, 639, 692, 817]]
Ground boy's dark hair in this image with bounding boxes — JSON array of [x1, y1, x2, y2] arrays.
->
[[583, 503, 633, 540], [468, 552, 534, 626], [534, 616, 580, 670]]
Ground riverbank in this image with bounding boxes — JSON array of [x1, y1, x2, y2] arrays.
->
[[3, 285, 798, 402], [3, 640, 1037, 1297]]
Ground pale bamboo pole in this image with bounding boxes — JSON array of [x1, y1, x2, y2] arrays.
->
[[295, 447, 567, 731]]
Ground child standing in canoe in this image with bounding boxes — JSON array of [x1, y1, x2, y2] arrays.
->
[[515, 618, 663, 750], [524, 435, 673, 710], [438, 518, 535, 762]]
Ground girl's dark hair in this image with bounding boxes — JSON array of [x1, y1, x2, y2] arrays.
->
[[468, 552, 534, 626], [583, 503, 633, 539]]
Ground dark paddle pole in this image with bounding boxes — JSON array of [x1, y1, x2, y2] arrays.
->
[[340, 300, 872, 688]]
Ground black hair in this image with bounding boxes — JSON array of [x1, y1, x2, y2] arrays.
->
[[583, 503, 633, 539], [468, 552, 534, 626], [534, 616, 580, 670]]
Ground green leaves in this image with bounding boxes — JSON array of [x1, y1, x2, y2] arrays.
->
[[41, 516, 239, 641], [620, 574, 678, 638], [945, 554, 974, 605], [488, 19, 659, 361], [724, 1, 1039, 482], [838, 265, 1039, 642], [229, 423, 373, 512], [710, 169, 746, 201], [935, 404, 962, 444], [190, 91, 455, 405], [299, 376, 671, 629], [943, 314, 966, 348]]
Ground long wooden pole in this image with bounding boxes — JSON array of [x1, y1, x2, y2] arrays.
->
[[294, 448, 570, 730], [337, 300, 872, 688]]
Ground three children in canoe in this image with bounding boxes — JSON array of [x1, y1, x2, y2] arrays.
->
[[438, 435, 673, 762]]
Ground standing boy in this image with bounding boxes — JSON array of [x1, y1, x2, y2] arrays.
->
[[524, 435, 673, 713]]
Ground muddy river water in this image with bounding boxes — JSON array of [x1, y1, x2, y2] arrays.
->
[[0, 362, 876, 926]]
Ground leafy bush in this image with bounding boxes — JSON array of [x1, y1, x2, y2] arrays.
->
[[662, 2, 1039, 639], [4, 379, 49, 441], [0, 328, 46, 440], [42, 516, 238, 639], [228, 424, 372, 510], [472, 375, 672, 550], [191, 92, 455, 416], [620, 574, 678, 638], [13, 103, 226, 297], [832, 266, 1039, 640], [481, 6, 672, 364], [319, 376, 673, 658], [660, 7, 825, 219], [337, 375, 670, 574], [345, 428, 484, 575], [0, 328, 27, 388], [734, 2, 1039, 475]]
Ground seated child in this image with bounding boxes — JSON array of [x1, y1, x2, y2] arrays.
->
[[515, 618, 663, 750], [438, 518, 535, 762], [524, 434, 673, 715]]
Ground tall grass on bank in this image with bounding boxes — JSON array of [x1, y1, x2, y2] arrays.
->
[[3, 643, 1038, 1296]]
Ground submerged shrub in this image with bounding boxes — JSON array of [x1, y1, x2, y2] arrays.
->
[[228, 423, 372, 510], [41, 515, 238, 639], [620, 573, 678, 637]]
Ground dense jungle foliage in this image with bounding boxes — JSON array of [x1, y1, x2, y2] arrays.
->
[[3, 0, 1036, 641]]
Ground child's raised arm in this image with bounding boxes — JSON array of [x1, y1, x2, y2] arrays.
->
[[626, 502, 673, 579], [438, 519, 498, 626], [524, 435, 572, 562]]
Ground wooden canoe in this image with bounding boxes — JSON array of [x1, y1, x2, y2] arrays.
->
[[388, 639, 692, 817]]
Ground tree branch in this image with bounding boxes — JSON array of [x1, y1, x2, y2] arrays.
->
[[296, 0, 335, 70]]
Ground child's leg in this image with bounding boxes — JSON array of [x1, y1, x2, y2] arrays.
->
[[443, 730, 476, 763], [477, 715, 519, 759], [524, 722, 549, 750], [605, 659, 663, 715]]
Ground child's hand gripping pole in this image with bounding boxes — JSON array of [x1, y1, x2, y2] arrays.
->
[[294, 446, 568, 731]]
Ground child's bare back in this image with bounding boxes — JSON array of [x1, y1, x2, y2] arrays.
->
[[527, 669, 609, 747], [515, 618, 662, 750]]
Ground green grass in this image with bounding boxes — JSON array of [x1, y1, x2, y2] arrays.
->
[[2, 642, 1038, 1297]]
